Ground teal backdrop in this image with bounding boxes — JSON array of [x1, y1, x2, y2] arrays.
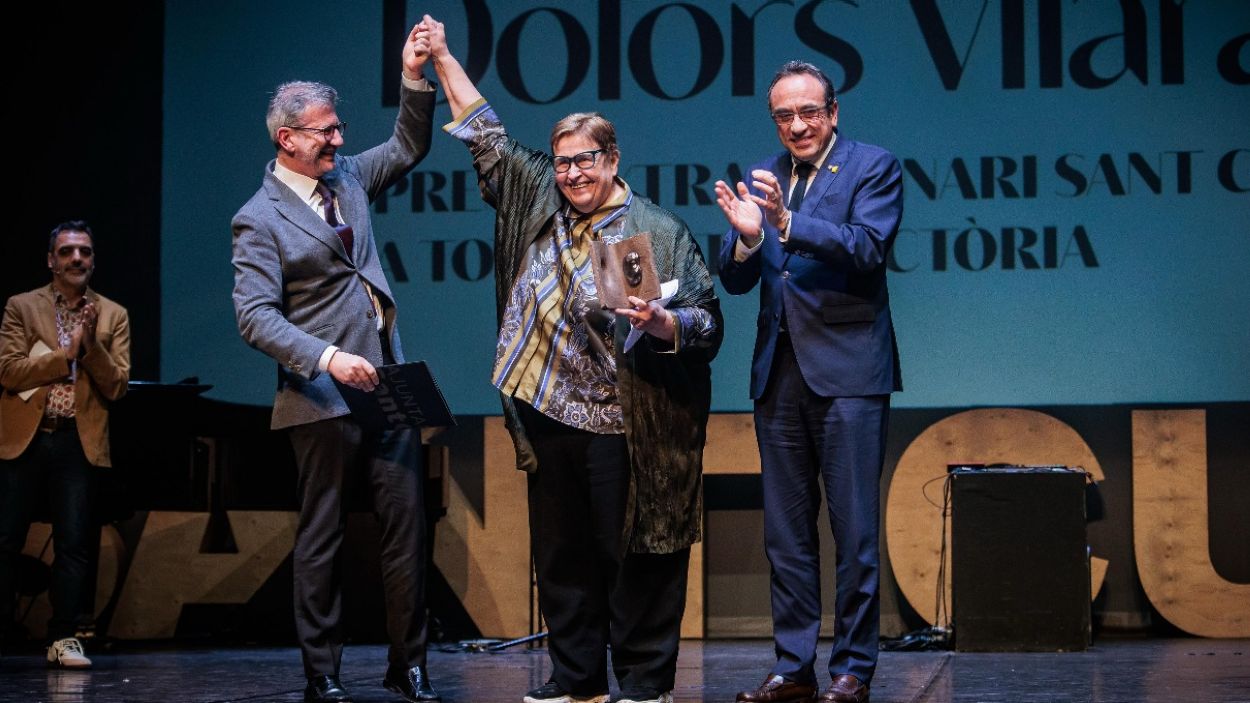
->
[[160, 1, 1250, 413]]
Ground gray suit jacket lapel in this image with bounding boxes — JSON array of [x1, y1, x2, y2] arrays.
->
[[322, 173, 396, 300], [263, 168, 352, 263]]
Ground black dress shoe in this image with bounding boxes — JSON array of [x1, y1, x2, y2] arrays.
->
[[305, 675, 354, 703], [383, 664, 441, 702]]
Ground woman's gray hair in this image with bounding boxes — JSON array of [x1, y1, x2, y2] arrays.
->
[[266, 81, 339, 146], [549, 112, 619, 158]]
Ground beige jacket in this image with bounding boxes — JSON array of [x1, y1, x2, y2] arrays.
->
[[0, 284, 130, 466]]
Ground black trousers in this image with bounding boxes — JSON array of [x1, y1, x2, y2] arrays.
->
[[0, 426, 95, 642], [287, 416, 428, 679], [520, 403, 689, 699]]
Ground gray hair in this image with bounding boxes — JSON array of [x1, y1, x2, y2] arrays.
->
[[266, 81, 338, 146], [550, 112, 619, 158]]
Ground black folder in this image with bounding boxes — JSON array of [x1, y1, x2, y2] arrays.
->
[[336, 361, 456, 431]]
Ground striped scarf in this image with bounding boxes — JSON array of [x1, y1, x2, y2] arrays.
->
[[492, 185, 631, 413]]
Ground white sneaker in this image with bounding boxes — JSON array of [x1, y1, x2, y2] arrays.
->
[[618, 693, 674, 703], [46, 637, 92, 669]]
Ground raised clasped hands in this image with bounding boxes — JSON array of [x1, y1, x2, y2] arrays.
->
[[403, 18, 434, 78], [714, 169, 790, 244], [423, 14, 448, 60], [615, 296, 675, 343]]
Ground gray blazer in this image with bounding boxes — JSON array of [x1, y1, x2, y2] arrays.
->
[[232, 84, 435, 429]]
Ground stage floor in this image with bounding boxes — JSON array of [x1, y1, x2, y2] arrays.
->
[[2, 638, 1247, 702]]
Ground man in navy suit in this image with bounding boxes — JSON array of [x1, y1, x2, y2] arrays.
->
[[231, 20, 441, 703], [715, 61, 903, 703]]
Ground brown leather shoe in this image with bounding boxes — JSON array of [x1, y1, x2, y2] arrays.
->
[[819, 674, 869, 703], [736, 673, 816, 703]]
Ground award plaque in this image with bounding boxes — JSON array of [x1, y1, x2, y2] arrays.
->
[[590, 232, 661, 309]]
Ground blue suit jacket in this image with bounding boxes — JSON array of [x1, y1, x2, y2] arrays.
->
[[718, 134, 903, 399]]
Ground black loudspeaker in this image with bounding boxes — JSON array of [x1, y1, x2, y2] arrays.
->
[[951, 467, 1091, 651]]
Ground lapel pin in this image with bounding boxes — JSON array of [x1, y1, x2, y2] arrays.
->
[[829, 164, 839, 174]]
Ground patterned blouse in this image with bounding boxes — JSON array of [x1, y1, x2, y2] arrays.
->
[[448, 102, 627, 434]]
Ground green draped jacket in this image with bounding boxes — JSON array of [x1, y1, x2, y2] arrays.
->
[[476, 138, 723, 554]]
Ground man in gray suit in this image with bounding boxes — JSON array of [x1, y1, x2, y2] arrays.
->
[[231, 20, 440, 703]]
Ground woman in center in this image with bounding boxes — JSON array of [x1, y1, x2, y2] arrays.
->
[[427, 19, 722, 703]]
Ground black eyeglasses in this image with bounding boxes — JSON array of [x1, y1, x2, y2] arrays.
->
[[289, 122, 348, 139], [769, 106, 828, 126], [552, 148, 606, 173]]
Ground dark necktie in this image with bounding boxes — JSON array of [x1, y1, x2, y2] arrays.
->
[[789, 161, 815, 211], [778, 161, 815, 336], [314, 181, 354, 261]]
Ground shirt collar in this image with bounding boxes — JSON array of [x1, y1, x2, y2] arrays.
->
[[50, 285, 90, 310], [273, 161, 322, 206]]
